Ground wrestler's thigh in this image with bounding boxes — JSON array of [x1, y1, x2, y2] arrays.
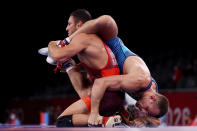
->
[[100, 91, 124, 116], [58, 99, 89, 118]]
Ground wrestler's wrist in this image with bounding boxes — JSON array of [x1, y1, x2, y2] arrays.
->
[[90, 108, 99, 114], [90, 111, 99, 115]]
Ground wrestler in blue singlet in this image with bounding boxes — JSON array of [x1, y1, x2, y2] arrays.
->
[[105, 36, 158, 95], [105, 36, 136, 74]]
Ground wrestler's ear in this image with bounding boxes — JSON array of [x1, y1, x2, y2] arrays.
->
[[150, 95, 157, 101], [76, 21, 83, 28]]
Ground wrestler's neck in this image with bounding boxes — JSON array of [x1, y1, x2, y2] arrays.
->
[[141, 87, 156, 98], [136, 80, 156, 97]]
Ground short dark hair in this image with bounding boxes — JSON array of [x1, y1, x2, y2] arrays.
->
[[155, 94, 169, 118], [70, 9, 92, 23]]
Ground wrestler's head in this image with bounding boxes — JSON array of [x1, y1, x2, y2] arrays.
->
[[66, 9, 92, 36], [135, 93, 169, 118]]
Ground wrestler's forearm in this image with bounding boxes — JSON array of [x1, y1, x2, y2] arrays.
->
[[122, 73, 151, 91], [145, 117, 161, 127], [69, 15, 118, 41], [127, 116, 160, 127], [91, 78, 106, 113], [122, 57, 152, 90], [48, 42, 69, 62], [48, 34, 87, 62], [91, 76, 122, 113]]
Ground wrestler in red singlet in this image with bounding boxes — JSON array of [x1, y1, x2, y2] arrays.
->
[[80, 42, 124, 116]]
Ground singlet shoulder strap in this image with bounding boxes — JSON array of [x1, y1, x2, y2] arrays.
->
[[136, 77, 158, 93], [151, 77, 158, 92]]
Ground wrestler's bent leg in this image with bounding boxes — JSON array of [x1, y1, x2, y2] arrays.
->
[[67, 66, 92, 98], [57, 99, 90, 127]]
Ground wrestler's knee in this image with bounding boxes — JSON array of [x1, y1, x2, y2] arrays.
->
[[96, 15, 118, 40], [56, 115, 73, 127]]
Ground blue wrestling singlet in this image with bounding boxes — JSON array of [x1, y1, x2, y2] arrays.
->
[[105, 36, 137, 74], [105, 36, 158, 94]]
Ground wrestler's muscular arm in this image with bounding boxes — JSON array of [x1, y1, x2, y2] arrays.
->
[[49, 15, 118, 62], [89, 74, 142, 125], [89, 57, 151, 125], [130, 116, 161, 127], [90, 73, 149, 114], [48, 33, 89, 62], [69, 15, 118, 41]]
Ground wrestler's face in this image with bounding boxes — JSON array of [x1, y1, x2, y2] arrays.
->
[[66, 16, 81, 36], [135, 95, 160, 117]]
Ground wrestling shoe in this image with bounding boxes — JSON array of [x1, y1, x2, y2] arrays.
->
[[38, 37, 70, 55], [46, 56, 57, 65], [102, 115, 122, 127], [45, 40, 66, 65], [38, 40, 66, 56], [39, 38, 70, 65], [38, 41, 64, 56], [38, 47, 48, 56], [38, 47, 55, 65]]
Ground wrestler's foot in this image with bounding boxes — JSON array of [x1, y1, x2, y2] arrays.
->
[[102, 115, 122, 127], [38, 47, 48, 56], [38, 47, 57, 65], [46, 56, 57, 65], [38, 37, 70, 56]]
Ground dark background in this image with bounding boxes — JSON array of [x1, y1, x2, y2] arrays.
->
[[1, 2, 196, 123]]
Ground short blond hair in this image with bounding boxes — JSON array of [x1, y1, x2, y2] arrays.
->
[[154, 93, 169, 118]]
